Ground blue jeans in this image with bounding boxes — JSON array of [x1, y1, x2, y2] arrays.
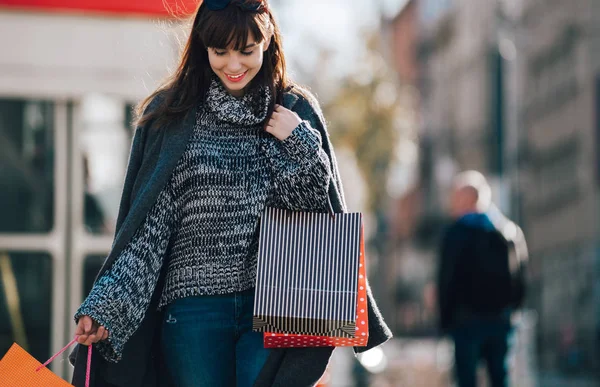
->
[[161, 289, 271, 387], [451, 317, 513, 387]]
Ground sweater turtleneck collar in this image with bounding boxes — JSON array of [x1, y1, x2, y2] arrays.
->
[[205, 79, 271, 126]]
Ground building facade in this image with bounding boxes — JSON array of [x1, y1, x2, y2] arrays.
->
[[393, 0, 599, 376], [517, 0, 599, 373]]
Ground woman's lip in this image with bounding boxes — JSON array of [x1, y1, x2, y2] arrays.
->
[[225, 71, 247, 83]]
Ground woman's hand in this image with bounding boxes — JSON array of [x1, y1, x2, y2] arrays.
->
[[75, 315, 109, 346], [265, 104, 302, 141]]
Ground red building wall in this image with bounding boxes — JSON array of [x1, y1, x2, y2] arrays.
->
[[389, 0, 419, 85]]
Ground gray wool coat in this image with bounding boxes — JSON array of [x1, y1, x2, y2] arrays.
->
[[70, 89, 392, 387]]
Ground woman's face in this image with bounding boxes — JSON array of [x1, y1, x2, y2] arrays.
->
[[208, 34, 270, 97]]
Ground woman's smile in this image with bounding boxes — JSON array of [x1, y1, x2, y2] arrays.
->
[[225, 71, 248, 83]]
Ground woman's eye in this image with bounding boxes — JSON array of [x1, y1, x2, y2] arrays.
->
[[214, 50, 227, 56], [240, 50, 254, 56]]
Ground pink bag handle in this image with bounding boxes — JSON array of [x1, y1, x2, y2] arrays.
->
[[36, 336, 92, 387]]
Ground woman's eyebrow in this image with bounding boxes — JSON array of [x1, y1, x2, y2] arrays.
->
[[212, 42, 258, 51]]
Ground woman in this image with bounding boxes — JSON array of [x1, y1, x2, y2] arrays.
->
[[70, 1, 391, 386]]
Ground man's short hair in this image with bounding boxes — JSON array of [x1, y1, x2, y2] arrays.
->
[[453, 170, 492, 211]]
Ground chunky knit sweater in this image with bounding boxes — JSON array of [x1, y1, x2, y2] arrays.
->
[[75, 80, 332, 362]]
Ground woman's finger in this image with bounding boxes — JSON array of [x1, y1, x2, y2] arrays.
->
[[102, 330, 109, 341], [96, 326, 105, 340], [76, 334, 88, 345], [83, 335, 95, 346], [83, 316, 92, 334]]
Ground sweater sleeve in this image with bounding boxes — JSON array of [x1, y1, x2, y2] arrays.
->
[[74, 184, 177, 363], [263, 120, 332, 212]]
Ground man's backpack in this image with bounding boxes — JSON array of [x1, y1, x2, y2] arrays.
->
[[461, 226, 526, 315]]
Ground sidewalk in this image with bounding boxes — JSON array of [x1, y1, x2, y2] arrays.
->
[[329, 339, 454, 387], [328, 334, 598, 386], [537, 372, 597, 387]]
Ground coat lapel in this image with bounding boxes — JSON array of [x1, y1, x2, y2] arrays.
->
[[99, 106, 197, 278]]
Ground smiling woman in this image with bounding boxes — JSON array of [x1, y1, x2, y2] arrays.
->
[[69, 1, 391, 386]]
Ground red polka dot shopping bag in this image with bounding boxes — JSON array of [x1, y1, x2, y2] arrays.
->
[[253, 208, 368, 347], [0, 337, 92, 387]]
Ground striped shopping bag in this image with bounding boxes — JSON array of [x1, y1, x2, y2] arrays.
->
[[253, 207, 367, 346]]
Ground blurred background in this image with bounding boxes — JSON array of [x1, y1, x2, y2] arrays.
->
[[0, 0, 598, 385]]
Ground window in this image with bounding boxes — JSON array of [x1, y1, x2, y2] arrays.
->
[[0, 99, 54, 233], [80, 95, 133, 235], [0, 252, 52, 360]]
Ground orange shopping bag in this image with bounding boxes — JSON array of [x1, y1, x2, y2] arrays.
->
[[0, 337, 91, 387]]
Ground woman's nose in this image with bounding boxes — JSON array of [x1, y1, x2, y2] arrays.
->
[[226, 55, 243, 73]]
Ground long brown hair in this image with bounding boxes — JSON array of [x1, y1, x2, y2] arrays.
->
[[136, 0, 290, 130]]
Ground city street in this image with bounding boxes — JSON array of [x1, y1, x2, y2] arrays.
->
[[329, 336, 598, 387]]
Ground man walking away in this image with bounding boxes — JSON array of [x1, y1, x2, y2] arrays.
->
[[437, 171, 528, 387]]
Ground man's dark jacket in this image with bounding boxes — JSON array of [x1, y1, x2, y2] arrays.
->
[[70, 90, 392, 387], [436, 211, 528, 333]]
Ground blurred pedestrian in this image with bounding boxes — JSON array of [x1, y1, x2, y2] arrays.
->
[[68, 1, 391, 386], [437, 171, 528, 387]]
